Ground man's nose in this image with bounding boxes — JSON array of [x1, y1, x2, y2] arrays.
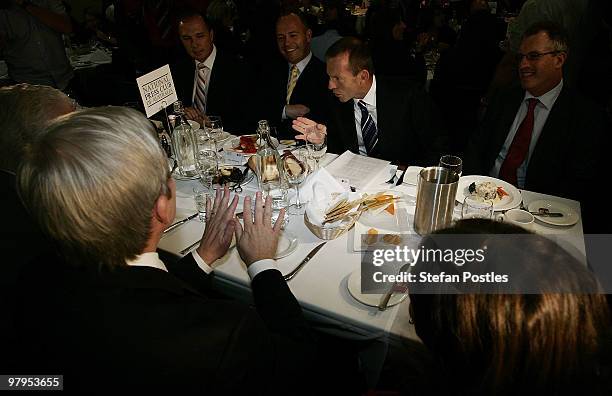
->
[[328, 80, 335, 90]]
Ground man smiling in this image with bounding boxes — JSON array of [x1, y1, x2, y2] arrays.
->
[[464, 22, 609, 232]]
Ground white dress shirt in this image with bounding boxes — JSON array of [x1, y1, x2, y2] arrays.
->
[[126, 250, 277, 280], [190, 45, 217, 105], [282, 51, 313, 119], [353, 76, 377, 156], [490, 80, 564, 188]]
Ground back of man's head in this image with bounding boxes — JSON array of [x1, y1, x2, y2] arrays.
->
[[0, 84, 73, 172], [17, 106, 169, 269], [326, 37, 374, 76]]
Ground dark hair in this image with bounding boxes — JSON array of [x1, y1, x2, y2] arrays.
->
[[325, 37, 374, 76], [176, 8, 213, 33], [522, 21, 569, 53], [410, 219, 610, 394], [277, 8, 312, 31]]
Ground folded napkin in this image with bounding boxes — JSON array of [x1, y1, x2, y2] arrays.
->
[[304, 168, 359, 227]]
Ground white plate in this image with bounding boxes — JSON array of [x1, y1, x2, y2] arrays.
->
[[222, 135, 279, 155], [456, 175, 521, 212], [172, 169, 199, 181], [275, 231, 298, 259], [347, 270, 408, 308], [352, 191, 412, 252], [213, 131, 233, 144], [188, 120, 200, 130], [528, 199, 579, 226]]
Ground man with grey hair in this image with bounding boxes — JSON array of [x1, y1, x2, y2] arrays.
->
[[13, 106, 316, 392], [464, 22, 609, 232], [0, 83, 74, 374]]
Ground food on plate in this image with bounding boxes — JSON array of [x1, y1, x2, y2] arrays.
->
[[361, 192, 400, 211], [468, 181, 509, 203], [233, 135, 258, 154], [213, 166, 245, 185], [382, 234, 402, 245], [365, 228, 379, 245], [260, 156, 280, 182], [384, 203, 395, 215]]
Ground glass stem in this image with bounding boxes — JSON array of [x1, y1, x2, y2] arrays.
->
[[295, 185, 301, 208]]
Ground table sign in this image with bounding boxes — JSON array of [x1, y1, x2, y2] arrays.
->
[[136, 65, 178, 118]]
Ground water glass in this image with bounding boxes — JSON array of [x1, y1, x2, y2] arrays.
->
[[196, 150, 218, 186], [462, 196, 494, 219], [193, 185, 212, 222], [439, 155, 463, 179]]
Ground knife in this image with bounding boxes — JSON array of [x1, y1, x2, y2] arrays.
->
[[530, 211, 564, 217], [395, 167, 409, 186], [283, 242, 327, 281], [163, 213, 198, 234]]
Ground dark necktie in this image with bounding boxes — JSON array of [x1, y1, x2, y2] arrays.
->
[[358, 100, 378, 154], [499, 98, 538, 186]]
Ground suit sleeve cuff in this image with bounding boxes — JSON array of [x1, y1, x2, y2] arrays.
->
[[247, 259, 279, 280], [191, 250, 214, 274], [282, 106, 287, 120]]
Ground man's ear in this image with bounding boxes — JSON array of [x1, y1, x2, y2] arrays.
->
[[153, 194, 171, 225], [306, 28, 312, 42], [359, 69, 370, 83], [555, 51, 567, 69]]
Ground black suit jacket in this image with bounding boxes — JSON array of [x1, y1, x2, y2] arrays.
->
[[327, 76, 449, 165], [261, 55, 329, 138], [14, 254, 317, 394], [464, 85, 610, 232], [171, 51, 257, 133]]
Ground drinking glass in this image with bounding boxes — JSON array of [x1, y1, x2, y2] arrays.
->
[[309, 134, 327, 171], [193, 185, 212, 222], [205, 115, 223, 140], [283, 149, 310, 215], [462, 196, 494, 219], [439, 155, 463, 179], [196, 150, 218, 187]]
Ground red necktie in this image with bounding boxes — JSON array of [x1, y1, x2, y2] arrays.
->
[[499, 98, 538, 186]]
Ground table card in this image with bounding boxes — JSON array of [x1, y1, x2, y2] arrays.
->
[[136, 65, 178, 118]]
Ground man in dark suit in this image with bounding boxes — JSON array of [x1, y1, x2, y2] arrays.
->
[[14, 107, 317, 393], [261, 10, 329, 138], [171, 10, 254, 133], [292, 37, 449, 165], [0, 83, 75, 374], [463, 22, 609, 231]]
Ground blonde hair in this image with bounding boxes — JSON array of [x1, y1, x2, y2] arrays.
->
[[18, 106, 169, 269]]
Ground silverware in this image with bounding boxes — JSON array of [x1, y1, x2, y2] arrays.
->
[[530, 208, 563, 217], [179, 239, 200, 255], [283, 242, 327, 281], [385, 171, 397, 184], [395, 167, 408, 186], [163, 213, 198, 234], [378, 264, 410, 311]]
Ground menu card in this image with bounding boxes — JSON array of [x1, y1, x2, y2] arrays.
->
[[324, 150, 390, 191]]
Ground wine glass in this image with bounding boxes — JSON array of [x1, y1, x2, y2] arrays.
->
[[309, 134, 327, 172], [205, 115, 223, 140], [282, 148, 310, 215]]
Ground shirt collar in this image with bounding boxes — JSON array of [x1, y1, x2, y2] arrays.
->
[[126, 252, 168, 272], [355, 75, 377, 107], [290, 51, 312, 74], [195, 45, 217, 71], [525, 79, 563, 110]]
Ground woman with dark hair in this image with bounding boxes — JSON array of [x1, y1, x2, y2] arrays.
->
[[409, 219, 611, 395]]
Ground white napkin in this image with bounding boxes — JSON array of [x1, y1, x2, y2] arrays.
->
[[304, 168, 362, 227], [299, 167, 344, 202]]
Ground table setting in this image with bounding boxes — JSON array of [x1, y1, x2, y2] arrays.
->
[[158, 142, 587, 342]]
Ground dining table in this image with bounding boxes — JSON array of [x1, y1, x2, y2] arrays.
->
[[158, 148, 587, 346]]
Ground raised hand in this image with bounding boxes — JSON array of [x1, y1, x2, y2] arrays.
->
[[292, 116, 327, 144]]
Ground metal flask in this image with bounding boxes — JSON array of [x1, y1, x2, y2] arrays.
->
[[413, 166, 459, 235]]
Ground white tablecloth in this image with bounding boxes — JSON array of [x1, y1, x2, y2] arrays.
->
[[158, 153, 586, 343]]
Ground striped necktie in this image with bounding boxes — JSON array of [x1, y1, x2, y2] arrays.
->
[[358, 100, 378, 154], [286, 64, 299, 104], [194, 63, 208, 114], [499, 98, 539, 186]]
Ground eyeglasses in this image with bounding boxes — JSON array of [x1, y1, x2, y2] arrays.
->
[[515, 51, 561, 62]]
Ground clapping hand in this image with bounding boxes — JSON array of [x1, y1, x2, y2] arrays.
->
[[234, 192, 285, 267], [292, 116, 327, 144], [195, 186, 239, 265]]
